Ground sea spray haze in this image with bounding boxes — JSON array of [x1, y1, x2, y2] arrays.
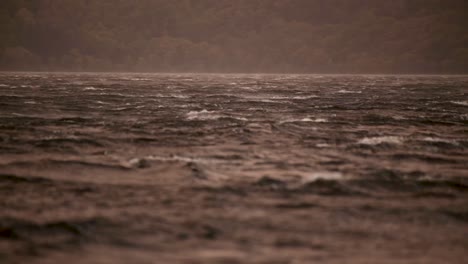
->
[[0, 73, 467, 263]]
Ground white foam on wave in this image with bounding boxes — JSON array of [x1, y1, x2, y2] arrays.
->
[[292, 95, 319, 99], [171, 94, 190, 99], [451, 101, 468, 106], [186, 110, 247, 121], [303, 171, 343, 182], [280, 117, 328, 124], [96, 100, 111, 105], [148, 155, 213, 163], [258, 99, 281, 103], [233, 117, 249, 121], [358, 136, 403, 145], [242, 94, 318, 101], [267, 95, 318, 100], [422, 137, 459, 145], [316, 143, 330, 148], [304, 117, 327, 123], [20, 84, 39, 88], [84, 86, 98, 90], [187, 110, 220, 120], [0, 84, 9, 87], [337, 89, 362, 94]]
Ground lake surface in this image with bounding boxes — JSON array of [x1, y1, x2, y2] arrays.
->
[[1, 73, 467, 263]]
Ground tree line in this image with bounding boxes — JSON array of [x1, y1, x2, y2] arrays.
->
[[1, 0, 467, 73]]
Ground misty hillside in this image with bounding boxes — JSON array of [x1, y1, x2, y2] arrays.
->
[[1, 0, 467, 73]]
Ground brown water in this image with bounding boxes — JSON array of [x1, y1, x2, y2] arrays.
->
[[1, 73, 467, 263]]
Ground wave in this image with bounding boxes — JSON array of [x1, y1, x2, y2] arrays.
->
[[421, 137, 460, 146], [279, 117, 328, 124], [186, 110, 247, 121], [451, 101, 468, 106], [301, 171, 344, 182], [83, 86, 98, 90], [0, 216, 112, 242], [357, 136, 403, 145], [337, 89, 362, 94]]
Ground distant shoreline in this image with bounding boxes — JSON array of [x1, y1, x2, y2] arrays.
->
[[1, 70, 467, 77]]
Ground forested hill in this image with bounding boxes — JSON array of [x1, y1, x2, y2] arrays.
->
[[1, 0, 467, 73]]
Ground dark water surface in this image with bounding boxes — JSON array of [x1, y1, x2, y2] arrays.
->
[[1, 73, 467, 263]]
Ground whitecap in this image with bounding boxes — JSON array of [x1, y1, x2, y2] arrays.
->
[[316, 143, 330, 148], [238, 86, 259, 90], [303, 171, 343, 182], [337, 89, 362, 94], [147, 155, 213, 163], [292, 95, 319, 99], [112, 107, 131, 111], [170, 94, 190, 99], [0, 84, 9, 87], [280, 117, 327, 124], [84, 86, 97, 90], [451, 101, 468, 106], [96, 100, 111, 105], [243, 95, 315, 101], [422, 137, 459, 145], [258, 99, 280, 103], [358, 136, 403, 145], [247, 107, 265, 111], [186, 110, 221, 120], [306, 118, 327, 123], [186, 110, 247, 121], [270, 96, 296, 100]]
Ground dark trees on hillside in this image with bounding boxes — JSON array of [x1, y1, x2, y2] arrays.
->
[[0, 0, 467, 73]]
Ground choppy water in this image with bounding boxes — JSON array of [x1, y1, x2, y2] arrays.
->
[[1, 73, 467, 263]]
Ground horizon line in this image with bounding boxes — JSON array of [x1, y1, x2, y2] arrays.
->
[[1, 70, 468, 77]]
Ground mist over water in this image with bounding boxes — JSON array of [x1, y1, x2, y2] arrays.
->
[[1, 73, 467, 263]]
